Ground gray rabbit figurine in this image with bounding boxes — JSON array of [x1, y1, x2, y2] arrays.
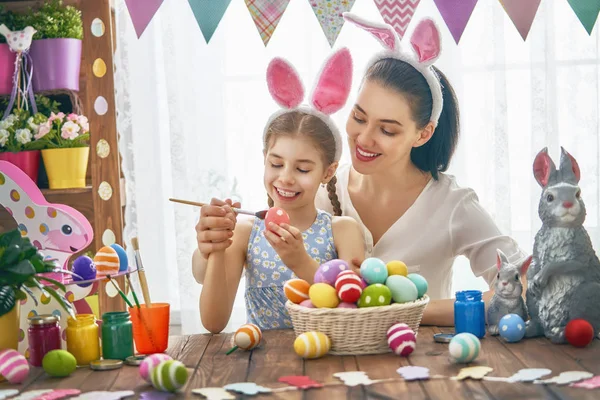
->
[[487, 249, 531, 335], [525, 147, 600, 343]]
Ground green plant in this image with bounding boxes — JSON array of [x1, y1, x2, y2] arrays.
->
[[25, 0, 83, 40], [35, 111, 89, 149], [0, 6, 27, 44], [0, 109, 50, 153], [0, 229, 74, 318], [0, 95, 62, 119]]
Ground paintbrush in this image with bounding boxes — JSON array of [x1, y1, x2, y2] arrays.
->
[[107, 275, 134, 308], [131, 237, 152, 308], [125, 273, 141, 308], [168, 198, 268, 219]]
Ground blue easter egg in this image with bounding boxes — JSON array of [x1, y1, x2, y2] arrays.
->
[[385, 275, 418, 303], [110, 244, 129, 272], [449, 332, 480, 363], [72, 256, 96, 287], [360, 258, 388, 284], [498, 314, 526, 343], [407, 273, 428, 298]]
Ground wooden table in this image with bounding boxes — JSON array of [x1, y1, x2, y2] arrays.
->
[[2, 326, 599, 399]]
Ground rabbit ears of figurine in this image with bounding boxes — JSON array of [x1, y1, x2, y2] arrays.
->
[[496, 249, 532, 276], [533, 147, 581, 188], [342, 12, 443, 127]]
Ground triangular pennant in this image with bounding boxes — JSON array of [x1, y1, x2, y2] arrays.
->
[[245, 0, 291, 46], [309, 0, 358, 47], [374, 0, 422, 40], [188, 0, 233, 43], [499, 0, 541, 40], [567, 0, 600, 35], [433, 0, 478, 44], [125, 0, 165, 38]]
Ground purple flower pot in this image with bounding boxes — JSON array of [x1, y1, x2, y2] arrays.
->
[[0, 44, 16, 95], [29, 38, 82, 92]]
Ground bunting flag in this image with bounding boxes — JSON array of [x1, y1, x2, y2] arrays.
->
[[567, 0, 600, 35], [433, 0, 478, 44], [125, 0, 165, 38], [499, 0, 541, 40], [309, 0, 357, 47], [188, 0, 233, 43], [374, 0, 421, 40], [245, 0, 291, 46]]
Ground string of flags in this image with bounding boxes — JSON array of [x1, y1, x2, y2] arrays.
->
[[124, 0, 600, 45]]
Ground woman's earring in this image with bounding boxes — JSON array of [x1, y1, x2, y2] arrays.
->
[[321, 182, 326, 188]]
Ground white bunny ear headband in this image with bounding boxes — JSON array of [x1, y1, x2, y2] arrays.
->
[[264, 47, 353, 162], [343, 12, 444, 127]]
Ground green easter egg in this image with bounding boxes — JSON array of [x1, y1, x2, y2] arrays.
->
[[358, 284, 392, 307], [385, 275, 418, 303], [407, 273, 428, 298], [151, 360, 188, 392], [42, 350, 77, 377]]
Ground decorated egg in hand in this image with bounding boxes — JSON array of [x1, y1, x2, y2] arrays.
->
[[72, 255, 96, 287], [294, 332, 331, 359], [358, 283, 392, 307], [407, 273, 428, 298], [334, 270, 363, 303], [265, 207, 290, 233], [314, 259, 349, 285], [284, 278, 310, 304], [498, 314, 526, 343], [386, 275, 418, 303], [309, 283, 339, 308], [360, 258, 388, 284]]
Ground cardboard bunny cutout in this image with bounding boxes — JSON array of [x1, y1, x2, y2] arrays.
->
[[264, 47, 353, 162]]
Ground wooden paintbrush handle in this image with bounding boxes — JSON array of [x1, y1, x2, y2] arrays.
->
[[138, 270, 152, 306], [169, 198, 206, 207]]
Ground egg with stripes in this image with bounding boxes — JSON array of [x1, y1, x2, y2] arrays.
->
[[150, 360, 188, 392], [386, 323, 416, 356], [0, 349, 29, 384], [449, 333, 481, 363], [283, 278, 310, 304], [233, 323, 262, 350], [93, 246, 120, 277], [293, 332, 331, 359], [335, 270, 363, 303], [140, 353, 172, 383]]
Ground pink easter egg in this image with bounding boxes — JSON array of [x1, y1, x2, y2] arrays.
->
[[139, 353, 172, 383], [299, 299, 315, 308], [0, 349, 29, 384], [337, 302, 357, 309], [314, 259, 349, 285], [386, 323, 416, 357]]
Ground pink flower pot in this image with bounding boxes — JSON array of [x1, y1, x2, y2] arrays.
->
[[0, 43, 16, 96], [29, 38, 82, 92], [0, 150, 41, 184]]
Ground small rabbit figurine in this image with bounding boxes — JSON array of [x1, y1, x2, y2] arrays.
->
[[487, 249, 531, 335], [526, 147, 600, 343]]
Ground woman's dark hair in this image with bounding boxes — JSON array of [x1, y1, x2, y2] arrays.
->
[[364, 58, 459, 180]]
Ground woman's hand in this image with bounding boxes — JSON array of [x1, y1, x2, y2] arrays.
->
[[196, 197, 240, 259], [350, 257, 362, 275], [264, 222, 310, 271]]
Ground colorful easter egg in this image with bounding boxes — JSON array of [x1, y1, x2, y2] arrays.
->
[[386, 323, 416, 356], [360, 258, 388, 284], [335, 270, 363, 303], [293, 332, 331, 359], [314, 259, 349, 285], [151, 360, 188, 392], [42, 350, 76, 377], [337, 302, 357, 309], [265, 207, 290, 233], [498, 314, 526, 343], [283, 278, 310, 304], [449, 333, 480, 363], [565, 319, 595, 348], [140, 353, 172, 383], [386, 260, 408, 276], [110, 244, 129, 272], [358, 284, 392, 308], [299, 299, 315, 308], [72, 255, 96, 287], [385, 275, 418, 303], [407, 273, 428, 298], [0, 349, 29, 384], [93, 246, 120, 277], [234, 323, 262, 350], [309, 283, 339, 308]]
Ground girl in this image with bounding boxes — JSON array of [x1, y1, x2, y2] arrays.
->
[[192, 48, 365, 333]]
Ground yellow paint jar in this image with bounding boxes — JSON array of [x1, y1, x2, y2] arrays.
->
[[66, 314, 100, 366]]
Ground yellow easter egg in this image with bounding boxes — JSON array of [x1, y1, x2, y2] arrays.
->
[[308, 283, 339, 308], [293, 332, 331, 359], [386, 260, 408, 276]]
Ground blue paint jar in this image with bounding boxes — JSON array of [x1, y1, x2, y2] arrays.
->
[[454, 290, 485, 338]]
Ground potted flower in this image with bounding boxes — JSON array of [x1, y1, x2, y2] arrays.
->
[[0, 229, 75, 350], [37, 111, 90, 189]]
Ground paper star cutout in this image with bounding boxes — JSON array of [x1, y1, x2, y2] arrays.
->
[[333, 371, 376, 386], [139, 392, 176, 400], [34, 390, 81, 400], [191, 388, 235, 400], [223, 383, 271, 395], [453, 366, 493, 381], [9, 390, 53, 400], [68, 391, 135, 400], [278, 376, 322, 389], [397, 366, 430, 381], [535, 371, 594, 385]]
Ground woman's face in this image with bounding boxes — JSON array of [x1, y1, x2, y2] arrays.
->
[[345, 79, 432, 175]]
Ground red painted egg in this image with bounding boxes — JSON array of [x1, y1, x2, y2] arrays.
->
[[565, 319, 595, 348], [386, 323, 416, 357], [335, 270, 363, 303], [265, 207, 290, 232]]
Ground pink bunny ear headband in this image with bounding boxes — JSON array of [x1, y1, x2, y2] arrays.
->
[[343, 12, 443, 127], [265, 47, 353, 162]]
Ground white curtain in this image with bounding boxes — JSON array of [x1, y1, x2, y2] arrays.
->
[[113, 0, 600, 334]]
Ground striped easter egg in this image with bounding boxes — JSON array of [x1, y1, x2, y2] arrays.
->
[[150, 360, 188, 392], [283, 278, 310, 304], [139, 353, 172, 383], [234, 323, 262, 350], [386, 323, 416, 357], [0, 349, 29, 384], [335, 270, 363, 303], [93, 246, 120, 276], [293, 331, 331, 359], [449, 333, 481, 363]]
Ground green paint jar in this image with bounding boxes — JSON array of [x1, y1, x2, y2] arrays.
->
[[101, 311, 134, 360]]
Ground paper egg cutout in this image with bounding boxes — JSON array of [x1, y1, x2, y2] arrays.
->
[[335, 270, 363, 303], [0, 349, 29, 384], [93, 246, 120, 277], [386, 275, 418, 303], [283, 278, 310, 304], [386, 260, 408, 276], [293, 332, 331, 359], [498, 314, 526, 343], [337, 302, 358, 309], [299, 299, 315, 308], [314, 259, 349, 285], [407, 273, 428, 298], [151, 360, 188, 392], [72, 255, 96, 287], [449, 333, 480, 363], [358, 284, 392, 307], [110, 244, 129, 272], [565, 319, 595, 348], [309, 283, 339, 308], [387, 323, 416, 356], [265, 207, 290, 232], [234, 323, 262, 350], [140, 353, 172, 383], [42, 350, 77, 377], [360, 258, 388, 284]]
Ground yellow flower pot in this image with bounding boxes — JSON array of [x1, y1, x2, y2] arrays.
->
[[42, 147, 89, 189], [0, 303, 20, 351]]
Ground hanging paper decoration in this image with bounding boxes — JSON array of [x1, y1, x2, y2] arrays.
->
[[245, 0, 291, 46], [374, 0, 421, 40], [188, 0, 233, 43], [567, 0, 600, 35], [498, 0, 542, 41], [124, 0, 165, 39], [309, 0, 357, 47], [433, 0, 478, 44]]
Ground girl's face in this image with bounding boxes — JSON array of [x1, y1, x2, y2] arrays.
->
[[345, 79, 433, 175], [264, 135, 335, 211]]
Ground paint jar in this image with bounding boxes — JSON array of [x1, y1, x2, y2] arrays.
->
[[66, 314, 100, 366], [454, 290, 485, 338], [28, 314, 61, 367], [101, 311, 134, 360]]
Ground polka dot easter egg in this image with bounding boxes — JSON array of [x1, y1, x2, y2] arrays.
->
[[498, 314, 526, 343], [314, 259, 349, 285], [360, 257, 388, 284], [385, 275, 418, 303], [358, 284, 392, 308], [140, 353, 172, 383], [234, 323, 262, 350], [265, 207, 290, 233], [293, 332, 331, 359], [449, 333, 480, 363], [283, 278, 310, 304], [309, 283, 339, 308], [151, 360, 188, 392], [0, 349, 29, 384], [387, 323, 416, 357], [335, 270, 363, 303], [93, 246, 120, 277]]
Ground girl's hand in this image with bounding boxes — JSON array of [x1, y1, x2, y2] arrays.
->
[[350, 257, 362, 275], [264, 222, 309, 271], [196, 197, 240, 258]]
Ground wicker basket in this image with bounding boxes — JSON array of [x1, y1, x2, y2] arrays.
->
[[285, 295, 430, 355]]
